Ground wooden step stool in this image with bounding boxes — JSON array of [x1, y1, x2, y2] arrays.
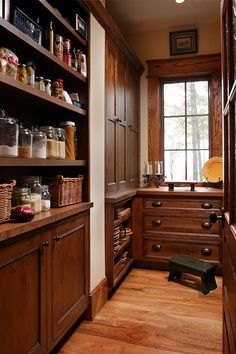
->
[[168, 255, 217, 295]]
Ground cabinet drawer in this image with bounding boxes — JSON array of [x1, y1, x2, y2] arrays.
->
[[143, 213, 220, 234], [143, 237, 220, 261], [144, 198, 222, 210]]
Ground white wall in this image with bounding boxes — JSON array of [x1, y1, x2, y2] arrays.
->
[[89, 15, 105, 291]]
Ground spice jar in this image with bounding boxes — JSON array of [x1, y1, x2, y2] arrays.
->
[[40, 126, 58, 159], [52, 80, 60, 98], [35, 76, 45, 92], [32, 128, 46, 159], [26, 61, 36, 87], [0, 109, 18, 157], [59, 121, 75, 160], [17, 64, 27, 83], [54, 35, 63, 61], [54, 127, 65, 159], [18, 127, 32, 158], [44, 79, 51, 95], [12, 187, 32, 208], [41, 185, 51, 211]]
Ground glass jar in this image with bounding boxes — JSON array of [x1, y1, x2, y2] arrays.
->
[[18, 127, 32, 158], [44, 79, 51, 95], [12, 187, 32, 208], [20, 176, 42, 213], [26, 61, 36, 87], [17, 64, 27, 83], [54, 127, 65, 159], [40, 126, 58, 159], [35, 76, 45, 92], [41, 185, 51, 211], [0, 109, 18, 157], [59, 121, 75, 160], [32, 128, 46, 159]]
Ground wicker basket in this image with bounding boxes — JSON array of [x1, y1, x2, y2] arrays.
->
[[47, 175, 83, 207], [0, 180, 16, 223]]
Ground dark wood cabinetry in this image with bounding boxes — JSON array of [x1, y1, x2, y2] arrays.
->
[[0, 206, 91, 354], [133, 188, 223, 269], [105, 191, 136, 294]]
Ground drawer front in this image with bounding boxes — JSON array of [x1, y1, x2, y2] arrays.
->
[[143, 213, 221, 234], [144, 198, 222, 210], [143, 237, 220, 262]]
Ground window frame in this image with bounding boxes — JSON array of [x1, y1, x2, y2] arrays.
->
[[147, 54, 222, 185], [161, 76, 212, 181]]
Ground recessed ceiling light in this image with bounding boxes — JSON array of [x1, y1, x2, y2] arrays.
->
[[176, 0, 185, 3]]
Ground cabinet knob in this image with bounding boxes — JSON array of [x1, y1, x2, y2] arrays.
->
[[54, 236, 61, 241], [152, 219, 162, 226], [201, 202, 212, 209], [42, 241, 49, 247], [152, 243, 161, 252], [152, 201, 162, 207], [201, 222, 212, 229], [201, 247, 212, 256]]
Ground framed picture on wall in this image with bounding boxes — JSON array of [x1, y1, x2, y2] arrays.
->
[[169, 29, 198, 55]]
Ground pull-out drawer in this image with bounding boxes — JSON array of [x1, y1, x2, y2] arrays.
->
[[143, 213, 221, 235], [144, 198, 222, 211], [143, 237, 221, 262]]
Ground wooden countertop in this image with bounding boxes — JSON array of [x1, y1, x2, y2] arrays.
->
[[105, 187, 223, 203], [0, 202, 93, 244]]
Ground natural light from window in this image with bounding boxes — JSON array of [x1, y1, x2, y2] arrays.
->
[[163, 80, 209, 181]]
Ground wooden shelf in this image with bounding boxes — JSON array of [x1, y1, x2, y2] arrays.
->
[[114, 212, 132, 227], [0, 158, 87, 167], [0, 18, 87, 84], [113, 238, 132, 259], [113, 258, 134, 287]]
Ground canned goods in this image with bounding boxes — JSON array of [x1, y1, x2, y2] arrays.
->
[[63, 52, 71, 66], [63, 38, 71, 52], [17, 64, 27, 83], [54, 35, 63, 61]]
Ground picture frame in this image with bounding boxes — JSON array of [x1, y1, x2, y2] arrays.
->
[[75, 13, 87, 40], [169, 29, 198, 56]]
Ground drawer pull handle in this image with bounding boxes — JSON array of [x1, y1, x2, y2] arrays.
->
[[201, 248, 212, 256], [152, 219, 162, 226], [201, 222, 212, 229], [152, 244, 161, 252], [152, 201, 162, 207], [202, 203, 212, 209], [42, 241, 49, 247]]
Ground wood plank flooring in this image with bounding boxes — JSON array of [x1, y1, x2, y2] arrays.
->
[[58, 268, 222, 354]]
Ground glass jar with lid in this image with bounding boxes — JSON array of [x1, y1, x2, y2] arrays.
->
[[59, 121, 75, 160], [18, 127, 32, 158], [54, 127, 65, 159], [40, 126, 58, 159], [41, 185, 51, 211], [31, 128, 46, 159], [20, 176, 42, 213], [12, 186, 32, 208], [0, 109, 18, 157]]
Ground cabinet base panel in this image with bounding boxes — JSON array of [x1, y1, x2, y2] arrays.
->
[[84, 277, 108, 321]]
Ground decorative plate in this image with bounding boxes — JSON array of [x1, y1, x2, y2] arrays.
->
[[201, 157, 223, 183]]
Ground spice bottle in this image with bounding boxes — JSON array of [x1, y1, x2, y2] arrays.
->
[[17, 64, 27, 83], [35, 76, 45, 92], [26, 61, 36, 86], [44, 79, 51, 95], [59, 121, 75, 160], [45, 21, 54, 54]]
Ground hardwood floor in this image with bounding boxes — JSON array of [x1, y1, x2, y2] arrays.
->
[[58, 268, 222, 354]]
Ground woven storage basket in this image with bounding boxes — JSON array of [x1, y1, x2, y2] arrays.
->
[[0, 180, 16, 223], [47, 175, 83, 207]]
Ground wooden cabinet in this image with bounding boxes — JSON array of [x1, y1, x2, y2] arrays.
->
[[105, 191, 136, 295], [133, 188, 223, 269], [0, 231, 47, 354], [105, 36, 141, 193], [0, 208, 90, 354]]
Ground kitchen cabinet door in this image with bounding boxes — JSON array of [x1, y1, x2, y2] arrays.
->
[[0, 232, 47, 354]]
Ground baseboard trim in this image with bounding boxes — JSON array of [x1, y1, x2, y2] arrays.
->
[[84, 277, 108, 321]]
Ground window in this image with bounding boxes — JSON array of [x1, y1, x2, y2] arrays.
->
[[162, 79, 210, 181]]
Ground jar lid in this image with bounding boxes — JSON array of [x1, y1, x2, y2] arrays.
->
[[40, 126, 54, 130], [18, 64, 26, 68], [59, 121, 75, 126], [44, 79, 51, 83], [12, 187, 30, 194], [35, 76, 44, 80]]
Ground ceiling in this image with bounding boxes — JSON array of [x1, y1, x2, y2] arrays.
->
[[105, 0, 221, 34]]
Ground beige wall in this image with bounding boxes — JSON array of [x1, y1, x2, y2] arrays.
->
[[126, 23, 221, 179]]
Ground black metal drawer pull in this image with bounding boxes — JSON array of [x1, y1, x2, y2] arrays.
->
[[152, 201, 162, 207], [152, 244, 161, 252], [201, 247, 212, 256], [201, 202, 212, 209], [152, 219, 162, 226], [201, 222, 212, 229]]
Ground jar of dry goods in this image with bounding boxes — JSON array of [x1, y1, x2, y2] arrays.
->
[[40, 126, 58, 159], [12, 187, 32, 208], [59, 121, 75, 160], [18, 127, 32, 158], [41, 185, 51, 211], [32, 128, 46, 159], [0, 109, 18, 157], [20, 176, 42, 213], [54, 127, 65, 159], [17, 64, 27, 83]]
